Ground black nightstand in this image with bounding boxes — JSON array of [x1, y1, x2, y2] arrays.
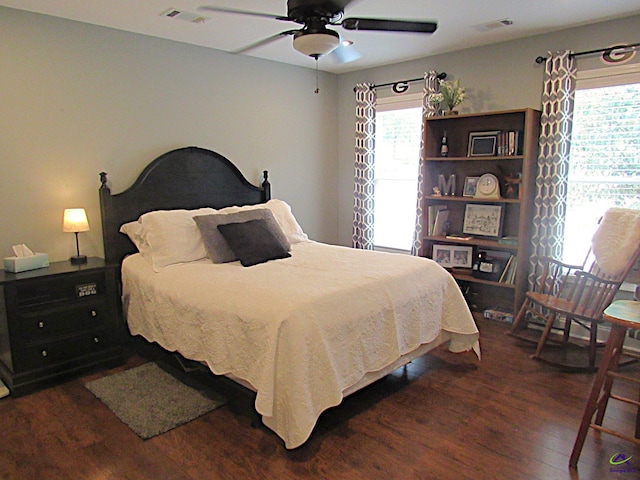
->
[[0, 257, 124, 396]]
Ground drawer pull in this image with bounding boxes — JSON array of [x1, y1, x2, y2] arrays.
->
[[41, 350, 48, 357], [38, 321, 45, 329], [91, 310, 97, 317], [94, 337, 100, 343]]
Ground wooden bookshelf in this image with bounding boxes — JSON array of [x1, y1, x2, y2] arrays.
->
[[421, 109, 541, 314]]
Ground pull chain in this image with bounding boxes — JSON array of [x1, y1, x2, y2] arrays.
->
[[314, 57, 320, 94]]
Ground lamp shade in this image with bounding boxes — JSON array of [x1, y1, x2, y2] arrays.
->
[[62, 208, 90, 233], [293, 30, 340, 57]]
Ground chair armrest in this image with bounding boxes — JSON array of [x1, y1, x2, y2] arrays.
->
[[534, 256, 585, 295]]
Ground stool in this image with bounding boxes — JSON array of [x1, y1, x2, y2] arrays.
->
[[569, 300, 640, 469]]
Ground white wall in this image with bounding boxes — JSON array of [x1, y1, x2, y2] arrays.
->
[[336, 15, 640, 247], [2, 7, 638, 261], [0, 7, 339, 262]]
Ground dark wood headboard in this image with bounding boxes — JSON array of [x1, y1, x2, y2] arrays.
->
[[99, 146, 271, 265]]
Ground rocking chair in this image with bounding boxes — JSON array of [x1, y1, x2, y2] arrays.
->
[[508, 208, 640, 371]]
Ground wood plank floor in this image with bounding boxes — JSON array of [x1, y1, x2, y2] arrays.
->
[[1, 316, 638, 480]]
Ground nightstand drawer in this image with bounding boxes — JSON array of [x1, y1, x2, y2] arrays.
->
[[16, 301, 112, 341], [12, 329, 115, 371], [15, 272, 106, 310]]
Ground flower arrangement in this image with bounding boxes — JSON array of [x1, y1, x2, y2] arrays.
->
[[428, 79, 466, 113]]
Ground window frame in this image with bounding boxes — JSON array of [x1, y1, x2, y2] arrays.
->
[[566, 63, 640, 291], [373, 92, 423, 252]]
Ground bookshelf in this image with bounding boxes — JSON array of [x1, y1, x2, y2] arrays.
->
[[421, 108, 541, 315]]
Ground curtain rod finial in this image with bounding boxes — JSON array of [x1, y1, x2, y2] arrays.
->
[[535, 56, 546, 64]]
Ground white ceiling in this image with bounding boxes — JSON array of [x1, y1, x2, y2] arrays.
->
[[2, 0, 639, 73]]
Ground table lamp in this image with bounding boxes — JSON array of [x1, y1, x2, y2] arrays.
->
[[63, 208, 90, 264]]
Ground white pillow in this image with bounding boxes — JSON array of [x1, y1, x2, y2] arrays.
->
[[266, 199, 308, 243], [218, 199, 308, 243], [139, 207, 216, 271], [119, 221, 151, 257]]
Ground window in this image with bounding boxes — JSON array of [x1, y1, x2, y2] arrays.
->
[[373, 94, 422, 251], [563, 65, 640, 265]]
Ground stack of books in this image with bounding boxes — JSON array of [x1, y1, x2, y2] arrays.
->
[[496, 130, 524, 156]]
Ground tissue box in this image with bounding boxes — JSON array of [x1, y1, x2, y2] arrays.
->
[[3, 253, 49, 273]]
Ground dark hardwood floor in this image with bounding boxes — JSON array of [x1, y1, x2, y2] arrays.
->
[[1, 316, 638, 480]]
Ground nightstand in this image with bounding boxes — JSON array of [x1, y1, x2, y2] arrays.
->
[[0, 257, 124, 396]]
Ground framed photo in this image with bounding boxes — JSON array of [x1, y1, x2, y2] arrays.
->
[[433, 244, 454, 268], [468, 130, 500, 157], [451, 245, 473, 268], [463, 176, 479, 197], [463, 203, 504, 238]]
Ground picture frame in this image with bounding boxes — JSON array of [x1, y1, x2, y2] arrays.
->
[[433, 244, 474, 269], [468, 130, 500, 157], [432, 244, 454, 268], [463, 203, 504, 238], [451, 245, 474, 268], [463, 176, 479, 197]]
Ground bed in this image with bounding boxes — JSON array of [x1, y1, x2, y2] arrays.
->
[[99, 146, 480, 449]]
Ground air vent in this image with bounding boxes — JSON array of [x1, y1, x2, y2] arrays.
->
[[160, 8, 211, 24], [472, 18, 514, 32]]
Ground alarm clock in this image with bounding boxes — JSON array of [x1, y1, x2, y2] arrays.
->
[[474, 173, 501, 199]]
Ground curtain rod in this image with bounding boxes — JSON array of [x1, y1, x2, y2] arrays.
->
[[535, 42, 640, 64], [353, 72, 447, 93]]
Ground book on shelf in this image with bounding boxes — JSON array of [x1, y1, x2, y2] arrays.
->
[[446, 233, 474, 241], [428, 205, 447, 235], [506, 257, 518, 284], [498, 235, 519, 245], [499, 255, 518, 284], [432, 209, 450, 237], [498, 255, 513, 283]]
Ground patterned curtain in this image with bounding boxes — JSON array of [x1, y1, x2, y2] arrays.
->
[[411, 71, 441, 256], [352, 83, 376, 249], [529, 51, 576, 286]]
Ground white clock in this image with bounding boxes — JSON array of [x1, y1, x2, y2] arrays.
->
[[474, 173, 501, 199]]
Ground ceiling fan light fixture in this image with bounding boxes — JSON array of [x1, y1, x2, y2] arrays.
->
[[293, 29, 340, 58]]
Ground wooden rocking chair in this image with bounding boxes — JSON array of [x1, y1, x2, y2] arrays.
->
[[508, 208, 640, 371]]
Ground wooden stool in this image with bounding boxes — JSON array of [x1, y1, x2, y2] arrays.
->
[[569, 300, 640, 469]]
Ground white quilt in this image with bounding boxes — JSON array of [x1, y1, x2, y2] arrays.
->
[[122, 241, 480, 448]]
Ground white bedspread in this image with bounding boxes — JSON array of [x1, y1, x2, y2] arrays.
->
[[122, 241, 479, 448]]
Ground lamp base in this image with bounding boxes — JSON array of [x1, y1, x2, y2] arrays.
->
[[70, 255, 87, 265]]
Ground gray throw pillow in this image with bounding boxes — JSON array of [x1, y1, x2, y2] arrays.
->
[[216, 219, 291, 267], [194, 208, 290, 263]]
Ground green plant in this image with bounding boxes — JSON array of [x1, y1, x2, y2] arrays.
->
[[428, 79, 466, 111]]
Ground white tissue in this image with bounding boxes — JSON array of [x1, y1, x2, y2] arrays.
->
[[12, 244, 34, 257]]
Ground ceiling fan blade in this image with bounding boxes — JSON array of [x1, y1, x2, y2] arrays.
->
[[233, 30, 297, 55], [341, 18, 437, 34], [199, 5, 290, 22]]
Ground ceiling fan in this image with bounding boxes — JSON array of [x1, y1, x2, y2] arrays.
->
[[199, 0, 437, 63]]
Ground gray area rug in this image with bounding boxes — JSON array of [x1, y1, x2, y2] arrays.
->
[[85, 362, 226, 439]]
